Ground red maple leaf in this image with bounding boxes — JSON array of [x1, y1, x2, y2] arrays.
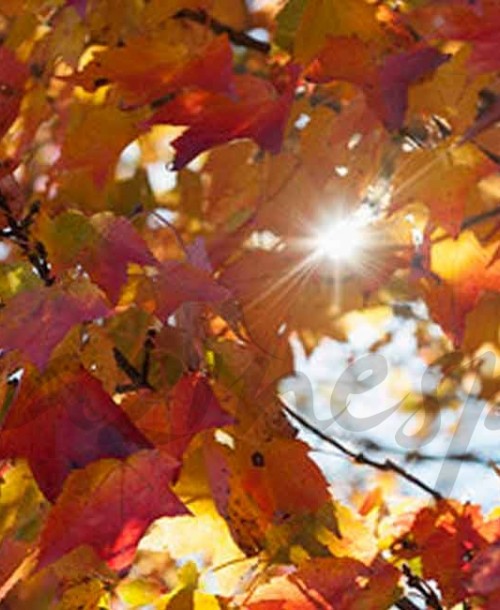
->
[[0, 366, 152, 501], [37, 450, 189, 571], [0, 280, 109, 369], [307, 37, 449, 130], [143, 64, 300, 168]]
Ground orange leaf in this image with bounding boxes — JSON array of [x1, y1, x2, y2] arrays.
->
[[422, 231, 500, 347]]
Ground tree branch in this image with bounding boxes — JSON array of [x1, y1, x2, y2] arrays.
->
[[357, 436, 494, 467], [0, 198, 54, 286], [460, 205, 500, 231], [173, 8, 271, 54], [395, 597, 421, 610], [402, 564, 444, 610], [283, 405, 443, 501]]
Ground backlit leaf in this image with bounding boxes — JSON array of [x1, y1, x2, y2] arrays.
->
[[37, 450, 189, 571]]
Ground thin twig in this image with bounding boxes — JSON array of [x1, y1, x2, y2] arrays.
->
[[357, 436, 495, 467], [173, 8, 271, 54], [395, 597, 421, 610], [0, 197, 54, 286], [150, 210, 188, 255], [402, 564, 444, 610], [283, 405, 443, 501], [460, 205, 500, 231], [488, 460, 500, 478]]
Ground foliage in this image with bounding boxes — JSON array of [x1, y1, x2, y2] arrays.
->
[[0, 0, 499, 608]]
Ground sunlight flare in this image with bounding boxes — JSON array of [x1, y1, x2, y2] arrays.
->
[[312, 217, 365, 262]]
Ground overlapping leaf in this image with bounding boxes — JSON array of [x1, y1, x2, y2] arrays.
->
[[144, 64, 300, 169], [0, 279, 109, 369], [0, 365, 152, 501], [37, 450, 189, 571], [306, 37, 449, 130]]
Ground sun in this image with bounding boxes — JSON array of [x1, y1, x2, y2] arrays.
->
[[312, 217, 364, 262]]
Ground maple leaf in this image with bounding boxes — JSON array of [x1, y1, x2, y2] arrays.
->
[[393, 500, 497, 607], [122, 372, 233, 459], [282, 0, 381, 63], [143, 63, 300, 169], [408, 0, 500, 75], [390, 143, 496, 236], [37, 450, 189, 571], [241, 556, 401, 610], [124, 259, 231, 321], [0, 279, 109, 369], [38, 211, 156, 302], [306, 37, 450, 130], [72, 34, 234, 106], [54, 103, 143, 187], [204, 435, 331, 554], [466, 542, 500, 608], [0, 365, 152, 501], [2, 0, 500, 604], [421, 230, 500, 347]]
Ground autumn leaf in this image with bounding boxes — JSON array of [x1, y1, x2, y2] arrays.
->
[[241, 556, 401, 610], [54, 102, 143, 187], [0, 365, 152, 501], [421, 230, 500, 347], [122, 371, 233, 459], [306, 37, 449, 130], [408, 0, 500, 75], [284, 0, 381, 63], [0, 279, 109, 369], [38, 211, 156, 302], [37, 450, 189, 571], [392, 500, 498, 606], [204, 434, 332, 554], [1, 0, 500, 605], [466, 542, 500, 608], [72, 33, 234, 106], [123, 258, 230, 321], [391, 143, 496, 236], [143, 64, 300, 169], [0, 47, 28, 141]]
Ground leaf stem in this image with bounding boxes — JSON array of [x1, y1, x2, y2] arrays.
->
[[113, 338, 155, 393]]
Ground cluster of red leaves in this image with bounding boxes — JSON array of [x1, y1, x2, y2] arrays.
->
[[0, 0, 498, 609]]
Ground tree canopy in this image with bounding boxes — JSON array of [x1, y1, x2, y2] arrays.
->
[[0, 0, 499, 608]]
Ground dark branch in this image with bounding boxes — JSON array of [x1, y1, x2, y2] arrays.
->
[[460, 205, 500, 231], [0, 197, 54, 286], [173, 8, 271, 54], [395, 597, 421, 610], [402, 564, 444, 610], [357, 436, 494, 467], [283, 405, 443, 501]]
